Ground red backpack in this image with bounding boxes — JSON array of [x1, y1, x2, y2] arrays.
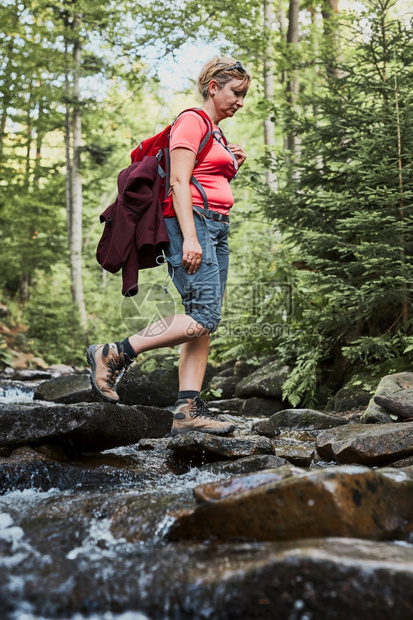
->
[[130, 108, 220, 217]]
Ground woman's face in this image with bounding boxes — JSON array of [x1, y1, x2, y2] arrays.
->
[[211, 78, 248, 120]]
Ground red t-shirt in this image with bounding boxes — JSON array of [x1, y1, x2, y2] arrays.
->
[[163, 110, 236, 217]]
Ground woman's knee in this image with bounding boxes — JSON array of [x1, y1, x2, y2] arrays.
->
[[187, 309, 221, 335]]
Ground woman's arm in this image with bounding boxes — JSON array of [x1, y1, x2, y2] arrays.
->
[[169, 147, 202, 275]]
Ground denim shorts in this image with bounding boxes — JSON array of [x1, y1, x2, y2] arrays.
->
[[164, 210, 229, 333]]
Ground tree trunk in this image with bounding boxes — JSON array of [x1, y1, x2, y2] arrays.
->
[[285, 0, 300, 160], [263, 0, 277, 190], [69, 13, 87, 330], [64, 33, 73, 243], [0, 33, 16, 161], [321, 0, 341, 78]]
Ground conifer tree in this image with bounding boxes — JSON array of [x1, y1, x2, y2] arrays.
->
[[267, 0, 413, 405]]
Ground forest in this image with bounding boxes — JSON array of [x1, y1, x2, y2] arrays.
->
[[0, 0, 412, 407]]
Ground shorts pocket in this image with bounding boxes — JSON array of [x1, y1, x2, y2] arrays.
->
[[165, 252, 183, 268]]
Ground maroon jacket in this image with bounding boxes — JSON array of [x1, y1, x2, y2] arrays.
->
[[96, 156, 169, 296]]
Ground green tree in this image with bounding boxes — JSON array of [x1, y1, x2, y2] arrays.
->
[[266, 0, 413, 405]]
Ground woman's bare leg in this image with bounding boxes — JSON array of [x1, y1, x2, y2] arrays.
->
[[178, 334, 210, 392], [128, 314, 207, 355]]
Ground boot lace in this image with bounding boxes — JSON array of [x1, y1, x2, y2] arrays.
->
[[106, 355, 128, 388], [189, 396, 218, 420]]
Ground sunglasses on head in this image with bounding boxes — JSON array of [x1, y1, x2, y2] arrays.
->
[[219, 61, 247, 75]]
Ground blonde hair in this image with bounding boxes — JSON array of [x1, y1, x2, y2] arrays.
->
[[197, 56, 251, 100]]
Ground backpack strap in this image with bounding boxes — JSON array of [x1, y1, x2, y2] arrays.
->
[[165, 108, 214, 207], [212, 128, 238, 176]]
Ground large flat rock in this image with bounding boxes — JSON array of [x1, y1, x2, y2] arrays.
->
[[33, 373, 100, 404], [168, 465, 413, 542], [316, 422, 413, 464], [167, 432, 274, 459], [254, 409, 347, 435], [0, 402, 172, 453]]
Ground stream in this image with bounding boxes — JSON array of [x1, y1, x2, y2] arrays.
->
[[2, 379, 413, 619]]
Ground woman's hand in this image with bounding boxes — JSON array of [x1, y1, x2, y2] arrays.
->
[[182, 238, 203, 274], [228, 143, 247, 167]]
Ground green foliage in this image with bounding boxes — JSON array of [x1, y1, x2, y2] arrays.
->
[[264, 1, 413, 405], [25, 267, 85, 365], [0, 335, 12, 369]]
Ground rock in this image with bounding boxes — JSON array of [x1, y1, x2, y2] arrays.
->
[[117, 356, 216, 407], [207, 398, 245, 416], [216, 358, 237, 372], [316, 422, 413, 465], [194, 467, 301, 502], [2, 525, 413, 620], [207, 375, 239, 399], [374, 393, 413, 420], [202, 455, 290, 475], [134, 406, 173, 439], [0, 445, 152, 494], [233, 360, 256, 378], [253, 409, 348, 436], [167, 432, 274, 460], [168, 465, 413, 542], [47, 363, 75, 375], [0, 402, 172, 453], [33, 443, 68, 461], [363, 372, 413, 423], [240, 397, 285, 417], [215, 367, 235, 377], [389, 455, 413, 468], [117, 363, 178, 406], [235, 359, 290, 400], [274, 439, 315, 467], [332, 383, 372, 411], [33, 374, 100, 404], [12, 369, 54, 381]]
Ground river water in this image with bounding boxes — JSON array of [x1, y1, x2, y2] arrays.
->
[[2, 380, 413, 619], [0, 380, 261, 619]]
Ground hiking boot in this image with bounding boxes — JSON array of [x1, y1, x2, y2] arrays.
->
[[86, 342, 130, 403], [171, 396, 236, 436]]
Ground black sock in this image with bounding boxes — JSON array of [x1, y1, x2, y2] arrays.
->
[[178, 390, 200, 401], [121, 338, 137, 362]]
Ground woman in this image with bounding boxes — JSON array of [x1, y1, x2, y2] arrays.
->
[[87, 56, 251, 436]]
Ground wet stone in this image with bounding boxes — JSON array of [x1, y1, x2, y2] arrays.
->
[[201, 454, 290, 476], [316, 422, 413, 465], [253, 409, 348, 436], [273, 439, 315, 467], [33, 373, 100, 404], [0, 445, 153, 494], [2, 530, 413, 619], [167, 433, 274, 460], [168, 465, 413, 543], [0, 402, 171, 453]]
